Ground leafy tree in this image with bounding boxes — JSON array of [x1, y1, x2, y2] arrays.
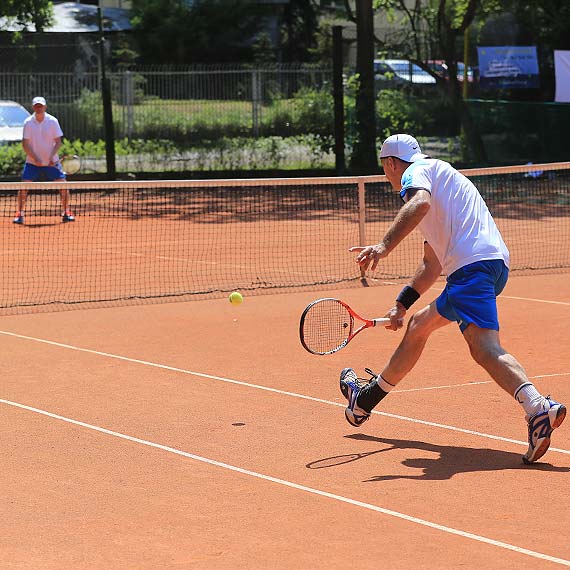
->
[[500, 0, 570, 49], [370, 0, 502, 163], [496, 0, 570, 99], [130, 0, 264, 63], [281, 0, 319, 61], [328, 0, 378, 171], [0, 0, 53, 32], [252, 31, 276, 64], [351, 0, 378, 172]]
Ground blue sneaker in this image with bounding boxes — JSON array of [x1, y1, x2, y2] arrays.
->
[[523, 397, 566, 464], [13, 212, 24, 224], [62, 211, 75, 222], [339, 368, 374, 427]]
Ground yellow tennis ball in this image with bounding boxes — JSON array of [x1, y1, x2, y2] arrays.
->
[[229, 291, 243, 306]]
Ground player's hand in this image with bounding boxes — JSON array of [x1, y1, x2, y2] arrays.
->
[[384, 303, 407, 331], [349, 243, 388, 272]]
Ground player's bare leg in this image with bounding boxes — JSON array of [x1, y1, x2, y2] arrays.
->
[[59, 186, 74, 222], [463, 324, 566, 463], [17, 188, 29, 212], [59, 187, 69, 213], [380, 302, 452, 386], [13, 187, 29, 224], [340, 302, 451, 426], [462, 325, 527, 395]]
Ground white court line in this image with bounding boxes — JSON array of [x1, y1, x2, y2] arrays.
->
[[0, 330, 568, 455], [1, 397, 569, 567], [430, 286, 570, 307], [93, 248, 313, 276], [499, 294, 570, 307], [392, 372, 570, 394]]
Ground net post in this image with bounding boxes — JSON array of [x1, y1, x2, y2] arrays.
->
[[357, 178, 366, 279]]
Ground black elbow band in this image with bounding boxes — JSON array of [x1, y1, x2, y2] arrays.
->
[[396, 285, 420, 309]]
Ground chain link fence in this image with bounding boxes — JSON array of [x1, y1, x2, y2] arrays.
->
[[0, 64, 335, 175], [2, 64, 570, 176]]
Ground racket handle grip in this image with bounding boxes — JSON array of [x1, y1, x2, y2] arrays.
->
[[372, 318, 391, 326]]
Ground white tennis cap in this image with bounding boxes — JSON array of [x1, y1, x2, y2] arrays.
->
[[380, 134, 428, 162], [32, 96, 46, 106]]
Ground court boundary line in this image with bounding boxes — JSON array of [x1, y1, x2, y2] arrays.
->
[[1, 397, 569, 567], [430, 286, 570, 307], [0, 329, 568, 455], [392, 372, 570, 393]]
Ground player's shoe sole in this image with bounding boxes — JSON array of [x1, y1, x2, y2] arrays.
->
[[523, 399, 566, 464], [339, 368, 372, 427]]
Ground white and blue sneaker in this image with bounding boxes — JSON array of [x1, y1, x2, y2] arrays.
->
[[523, 397, 566, 464], [339, 368, 374, 427]]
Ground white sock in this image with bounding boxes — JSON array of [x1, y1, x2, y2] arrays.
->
[[514, 382, 545, 417], [377, 374, 395, 393]]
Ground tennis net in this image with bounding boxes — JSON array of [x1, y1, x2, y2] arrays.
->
[[1, 161, 569, 314]]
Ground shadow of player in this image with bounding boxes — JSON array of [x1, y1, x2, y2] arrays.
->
[[307, 433, 570, 481]]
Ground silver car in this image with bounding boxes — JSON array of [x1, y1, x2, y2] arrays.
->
[[0, 100, 30, 143]]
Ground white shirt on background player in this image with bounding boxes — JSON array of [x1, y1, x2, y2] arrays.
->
[[23, 112, 64, 167]]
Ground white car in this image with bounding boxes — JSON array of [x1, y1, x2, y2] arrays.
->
[[380, 59, 437, 84], [0, 100, 30, 143]]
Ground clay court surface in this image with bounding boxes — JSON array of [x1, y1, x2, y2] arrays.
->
[[1, 272, 569, 569]]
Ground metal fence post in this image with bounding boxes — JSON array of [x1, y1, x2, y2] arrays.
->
[[252, 69, 261, 138], [125, 70, 134, 140]]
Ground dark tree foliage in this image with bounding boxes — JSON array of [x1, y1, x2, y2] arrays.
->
[[501, 0, 570, 50], [0, 0, 53, 32], [130, 0, 265, 64], [281, 0, 319, 61]]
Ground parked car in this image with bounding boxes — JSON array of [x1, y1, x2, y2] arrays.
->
[[374, 59, 408, 86], [429, 60, 475, 82], [378, 59, 437, 85], [0, 100, 30, 143]]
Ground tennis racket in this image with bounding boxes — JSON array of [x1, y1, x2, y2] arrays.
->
[[60, 154, 81, 176], [299, 298, 390, 355]]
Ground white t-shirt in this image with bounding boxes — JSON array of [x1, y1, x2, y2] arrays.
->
[[400, 158, 510, 275], [22, 112, 64, 166]]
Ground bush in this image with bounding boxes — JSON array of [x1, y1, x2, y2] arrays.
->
[[376, 90, 424, 139], [0, 143, 25, 176], [375, 89, 458, 139], [289, 87, 334, 136]]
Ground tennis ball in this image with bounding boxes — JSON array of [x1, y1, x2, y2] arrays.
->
[[229, 291, 243, 306]]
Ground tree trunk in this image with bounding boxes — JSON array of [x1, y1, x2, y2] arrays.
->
[[349, 0, 378, 173], [440, 46, 487, 164], [457, 96, 487, 165]]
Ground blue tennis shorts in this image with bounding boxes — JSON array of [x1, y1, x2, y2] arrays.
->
[[22, 162, 66, 182], [436, 259, 509, 332]]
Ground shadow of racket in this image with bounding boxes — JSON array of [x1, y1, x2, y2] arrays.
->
[[306, 442, 394, 469]]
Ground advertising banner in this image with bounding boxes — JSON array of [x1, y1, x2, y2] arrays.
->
[[554, 50, 570, 103], [477, 46, 539, 89]]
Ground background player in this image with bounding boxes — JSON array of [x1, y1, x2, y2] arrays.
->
[[13, 96, 74, 225]]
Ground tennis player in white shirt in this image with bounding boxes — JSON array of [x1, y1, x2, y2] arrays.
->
[[14, 96, 74, 224], [340, 134, 566, 464]]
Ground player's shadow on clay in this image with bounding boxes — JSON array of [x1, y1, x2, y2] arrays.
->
[[21, 222, 60, 228], [306, 433, 570, 481]]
